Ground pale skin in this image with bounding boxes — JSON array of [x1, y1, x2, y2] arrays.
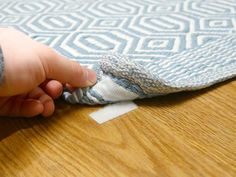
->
[[0, 28, 97, 117]]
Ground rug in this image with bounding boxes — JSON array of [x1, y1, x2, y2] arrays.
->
[[1, 0, 236, 104]]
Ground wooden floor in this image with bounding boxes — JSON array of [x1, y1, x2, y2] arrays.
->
[[0, 79, 235, 177]]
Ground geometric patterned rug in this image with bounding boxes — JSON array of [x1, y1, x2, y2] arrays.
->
[[1, 0, 236, 104]]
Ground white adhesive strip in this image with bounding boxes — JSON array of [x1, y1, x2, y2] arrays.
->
[[89, 101, 138, 124], [92, 75, 139, 102]]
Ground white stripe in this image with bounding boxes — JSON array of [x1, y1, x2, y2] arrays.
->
[[92, 75, 139, 102], [90, 101, 138, 124]]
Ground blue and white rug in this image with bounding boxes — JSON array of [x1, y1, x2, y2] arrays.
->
[[1, 0, 236, 104]]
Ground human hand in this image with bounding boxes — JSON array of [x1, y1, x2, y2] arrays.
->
[[0, 28, 96, 117]]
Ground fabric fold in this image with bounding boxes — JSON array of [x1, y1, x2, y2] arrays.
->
[[1, 0, 235, 104], [64, 34, 236, 104]]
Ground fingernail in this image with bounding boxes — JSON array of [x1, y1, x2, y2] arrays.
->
[[83, 68, 97, 86]]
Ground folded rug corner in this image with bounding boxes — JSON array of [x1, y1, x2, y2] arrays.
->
[[64, 34, 236, 104]]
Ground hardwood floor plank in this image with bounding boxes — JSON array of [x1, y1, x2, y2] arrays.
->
[[0, 80, 235, 177]]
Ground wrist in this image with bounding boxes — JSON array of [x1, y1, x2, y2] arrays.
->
[[0, 46, 4, 85], [0, 27, 9, 41], [0, 28, 7, 89], [0, 27, 9, 32]]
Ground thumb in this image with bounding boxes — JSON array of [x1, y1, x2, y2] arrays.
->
[[38, 45, 97, 87]]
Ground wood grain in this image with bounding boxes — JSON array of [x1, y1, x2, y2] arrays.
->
[[0, 79, 235, 177]]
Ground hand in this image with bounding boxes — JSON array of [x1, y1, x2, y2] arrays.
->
[[0, 28, 96, 117]]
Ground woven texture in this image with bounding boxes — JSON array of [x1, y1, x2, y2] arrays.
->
[[0, 0, 236, 104], [64, 34, 236, 104]]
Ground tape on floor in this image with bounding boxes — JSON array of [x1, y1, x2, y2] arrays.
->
[[89, 101, 138, 124]]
